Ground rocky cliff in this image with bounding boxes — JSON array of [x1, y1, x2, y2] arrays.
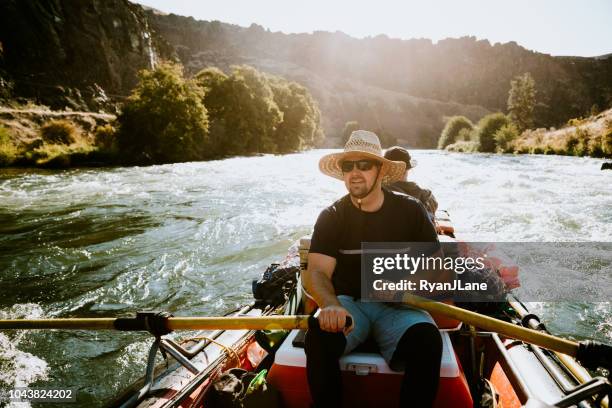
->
[[1, 1, 610, 147], [145, 12, 493, 146], [0, 0, 173, 111], [145, 11, 612, 132]]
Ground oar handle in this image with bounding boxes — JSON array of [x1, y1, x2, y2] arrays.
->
[[306, 315, 353, 331]]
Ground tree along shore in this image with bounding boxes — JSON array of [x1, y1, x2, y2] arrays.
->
[[3, 67, 611, 169], [0, 63, 323, 168]]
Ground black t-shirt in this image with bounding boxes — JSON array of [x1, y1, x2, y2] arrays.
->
[[310, 188, 440, 298]]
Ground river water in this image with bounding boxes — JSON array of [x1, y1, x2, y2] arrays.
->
[[0, 150, 611, 406]]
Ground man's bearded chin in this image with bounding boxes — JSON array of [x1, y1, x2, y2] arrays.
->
[[349, 183, 371, 199], [349, 187, 370, 199]]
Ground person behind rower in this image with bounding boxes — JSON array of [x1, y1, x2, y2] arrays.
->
[[303, 130, 451, 407], [384, 146, 438, 218]]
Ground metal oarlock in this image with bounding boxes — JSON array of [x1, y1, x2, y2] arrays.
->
[[119, 338, 160, 408], [118, 334, 211, 408], [554, 377, 611, 408]]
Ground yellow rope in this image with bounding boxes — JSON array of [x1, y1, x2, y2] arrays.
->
[[180, 336, 240, 366]]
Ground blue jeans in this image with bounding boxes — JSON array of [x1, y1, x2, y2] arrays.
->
[[338, 295, 436, 370]]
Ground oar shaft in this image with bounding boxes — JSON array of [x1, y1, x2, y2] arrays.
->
[[0, 318, 117, 330], [167, 316, 311, 330], [0, 302, 584, 357], [402, 294, 579, 356], [0, 316, 312, 331]]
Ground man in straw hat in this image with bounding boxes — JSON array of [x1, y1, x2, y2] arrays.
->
[[303, 130, 448, 407]]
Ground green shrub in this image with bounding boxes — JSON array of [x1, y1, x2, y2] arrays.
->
[[575, 127, 591, 156], [494, 123, 519, 153], [567, 118, 584, 127], [565, 127, 590, 156], [438, 116, 473, 149], [117, 62, 209, 164], [603, 121, 612, 157], [565, 135, 579, 156], [587, 125, 612, 158], [0, 125, 19, 166], [31, 141, 95, 167], [25, 139, 44, 151], [476, 113, 511, 153], [588, 134, 604, 158], [515, 146, 530, 154], [40, 119, 78, 145], [0, 124, 10, 144], [94, 124, 117, 150], [42, 152, 72, 168], [456, 127, 474, 142]]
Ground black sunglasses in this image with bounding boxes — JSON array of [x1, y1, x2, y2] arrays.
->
[[340, 159, 379, 173]]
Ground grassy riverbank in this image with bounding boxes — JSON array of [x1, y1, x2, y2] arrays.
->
[[0, 63, 324, 169], [0, 106, 117, 168], [444, 108, 612, 158], [511, 109, 612, 157]]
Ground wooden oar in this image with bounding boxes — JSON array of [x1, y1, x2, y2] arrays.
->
[[402, 294, 577, 354], [399, 293, 611, 370], [1, 298, 610, 369], [0, 315, 312, 331]]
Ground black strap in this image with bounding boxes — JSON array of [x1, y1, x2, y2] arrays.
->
[[520, 313, 546, 331], [351, 163, 382, 210], [114, 311, 174, 337], [576, 340, 612, 370]]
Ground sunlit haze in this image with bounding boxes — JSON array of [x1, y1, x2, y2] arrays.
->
[[134, 0, 611, 57]]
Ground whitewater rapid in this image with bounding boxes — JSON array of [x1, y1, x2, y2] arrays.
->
[[1, 150, 610, 406]]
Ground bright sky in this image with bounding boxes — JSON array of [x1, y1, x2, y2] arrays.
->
[[134, 0, 611, 57]]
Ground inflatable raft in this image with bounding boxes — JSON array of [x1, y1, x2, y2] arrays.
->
[[111, 212, 610, 408]]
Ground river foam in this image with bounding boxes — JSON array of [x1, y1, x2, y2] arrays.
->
[[0, 304, 49, 407]]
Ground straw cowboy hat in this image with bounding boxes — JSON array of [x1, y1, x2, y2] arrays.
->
[[319, 130, 406, 184]]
